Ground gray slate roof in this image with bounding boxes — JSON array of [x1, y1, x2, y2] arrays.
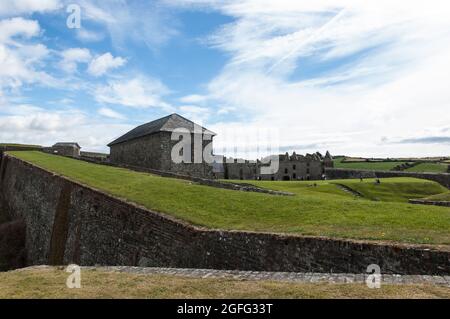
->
[[108, 113, 216, 147]]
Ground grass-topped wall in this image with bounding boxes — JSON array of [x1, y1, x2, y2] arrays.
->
[[1, 151, 449, 274]]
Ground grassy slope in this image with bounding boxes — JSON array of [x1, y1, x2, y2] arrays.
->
[[8, 151, 450, 245], [1, 268, 448, 299], [227, 180, 353, 198], [333, 158, 408, 171], [231, 178, 448, 203], [405, 163, 449, 173], [336, 178, 448, 203], [423, 192, 450, 201]]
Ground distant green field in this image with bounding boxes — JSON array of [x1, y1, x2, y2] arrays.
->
[[333, 158, 408, 171], [8, 151, 450, 245], [405, 163, 449, 173], [0, 143, 42, 150], [336, 178, 447, 202]]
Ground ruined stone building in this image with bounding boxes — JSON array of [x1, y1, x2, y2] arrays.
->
[[108, 113, 216, 178], [217, 151, 334, 181]]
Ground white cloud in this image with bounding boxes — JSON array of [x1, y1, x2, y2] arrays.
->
[[59, 48, 92, 73], [87, 53, 126, 77], [179, 105, 209, 113], [0, 45, 34, 89], [76, 0, 179, 50], [2, 1, 450, 157], [178, 105, 211, 124], [0, 18, 54, 91], [0, 102, 131, 152], [0, 106, 85, 132], [169, 0, 450, 157], [217, 106, 236, 115], [76, 28, 105, 42], [0, 0, 61, 17], [58, 98, 75, 105], [98, 107, 125, 120], [94, 76, 173, 110], [179, 94, 207, 104], [0, 17, 40, 43]]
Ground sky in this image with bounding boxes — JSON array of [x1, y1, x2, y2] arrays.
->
[[1, 0, 450, 158]]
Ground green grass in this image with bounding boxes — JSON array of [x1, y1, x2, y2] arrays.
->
[[332, 157, 449, 173], [229, 178, 448, 203], [8, 151, 450, 245], [335, 178, 448, 203], [226, 179, 354, 198], [333, 158, 409, 171], [405, 163, 449, 173], [1, 268, 449, 299], [422, 192, 450, 201]]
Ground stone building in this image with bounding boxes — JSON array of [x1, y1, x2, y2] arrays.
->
[[108, 113, 333, 181], [108, 113, 216, 178], [218, 151, 334, 181], [44, 142, 81, 157]]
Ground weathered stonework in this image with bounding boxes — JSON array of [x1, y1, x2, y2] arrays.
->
[[1, 153, 449, 275], [110, 131, 214, 178], [0, 220, 26, 271], [110, 133, 164, 170], [108, 114, 215, 178], [219, 152, 334, 181]]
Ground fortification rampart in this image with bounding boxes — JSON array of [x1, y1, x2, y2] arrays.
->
[[0, 153, 449, 274]]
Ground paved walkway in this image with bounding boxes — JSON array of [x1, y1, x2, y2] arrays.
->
[[22, 266, 449, 286]]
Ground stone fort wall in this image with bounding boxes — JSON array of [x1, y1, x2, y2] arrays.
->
[[0, 153, 448, 274]]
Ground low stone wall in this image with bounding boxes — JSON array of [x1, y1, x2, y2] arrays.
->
[[1, 154, 449, 275], [326, 168, 450, 189]]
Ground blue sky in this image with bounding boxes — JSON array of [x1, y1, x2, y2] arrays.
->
[[29, 5, 232, 120], [1, 0, 450, 157]]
